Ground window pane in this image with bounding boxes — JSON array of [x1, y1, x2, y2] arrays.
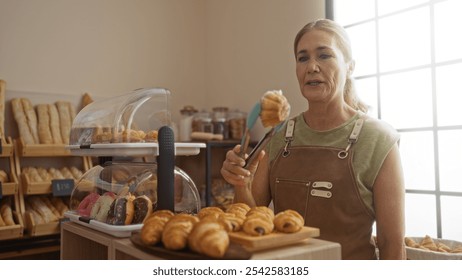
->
[[405, 193, 437, 237], [346, 22, 377, 77], [434, 0, 462, 62], [400, 131, 435, 191], [435, 63, 462, 126], [380, 69, 433, 129], [334, 0, 375, 26], [377, 0, 428, 16], [438, 130, 462, 193], [355, 77, 378, 118], [378, 7, 431, 72], [441, 196, 462, 240]]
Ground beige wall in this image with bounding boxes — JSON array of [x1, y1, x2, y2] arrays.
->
[[0, 0, 324, 128]]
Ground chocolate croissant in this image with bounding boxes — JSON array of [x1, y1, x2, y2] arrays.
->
[[273, 209, 304, 233], [242, 206, 275, 236], [201, 212, 244, 232], [197, 206, 224, 219], [188, 221, 229, 258], [162, 214, 199, 250], [225, 203, 250, 219]]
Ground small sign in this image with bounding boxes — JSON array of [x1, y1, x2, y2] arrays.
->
[[52, 179, 74, 197]]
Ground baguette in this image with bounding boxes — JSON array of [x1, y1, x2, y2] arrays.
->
[[36, 104, 53, 144], [48, 104, 63, 144], [0, 199, 15, 226], [21, 98, 39, 144], [11, 98, 35, 144], [26, 196, 58, 223], [56, 101, 72, 144]]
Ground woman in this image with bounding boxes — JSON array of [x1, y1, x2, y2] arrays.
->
[[221, 19, 405, 260]]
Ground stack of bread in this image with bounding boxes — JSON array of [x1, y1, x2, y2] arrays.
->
[[22, 166, 84, 183], [11, 97, 76, 145], [24, 195, 69, 225], [139, 203, 305, 258]]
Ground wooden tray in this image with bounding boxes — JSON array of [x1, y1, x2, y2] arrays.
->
[[130, 232, 252, 260], [228, 226, 320, 252]]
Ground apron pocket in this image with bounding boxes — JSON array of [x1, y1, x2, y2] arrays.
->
[[274, 178, 311, 218]]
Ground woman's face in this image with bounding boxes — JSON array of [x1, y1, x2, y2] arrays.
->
[[295, 29, 352, 106]]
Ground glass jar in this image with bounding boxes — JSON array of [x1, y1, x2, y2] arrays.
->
[[192, 111, 213, 133], [212, 107, 229, 140], [179, 105, 197, 142], [227, 110, 246, 140]]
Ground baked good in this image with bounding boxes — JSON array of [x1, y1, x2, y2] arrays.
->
[[197, 206, 224, 219], [21, 98, 39, 144], [242, 206, 275, 236], [69, 166, 83, 180], [0, 170, 8, 183], [273, 209, 304, 233], [81, 92, 93, 109], [11, 98, 35, 144], [36, 104, 53, 144], [140, 211, 174, 246], [90, 192, 116, 222], [49, 167, 65, 179], [0, 199, 15, 226], [202, 212, 244, 232], [260, 90, 290, 128], [60, 167, 74, 179], [48, 104, 63, 144], [56, 101, 72, 144], [188, 221, 229, 258], [451, 245, 462, 253], [225, 202, 250, 219], [23, 167, 44, 182], [420, 235, 438, 251], [404, 237, 418, 248], [27, 196, 59, 223], [131, 195, 153, 224], [50, 197, 69, 217], [40, 196, 61, 218], [145, 130, 158, 142], [77, 192, 100, 217], [162, 214, 199, 250], [106, 194, 135, 225]]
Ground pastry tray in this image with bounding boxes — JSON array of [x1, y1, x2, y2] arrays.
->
[[228, 226, 320, 252], [130, 232, 251, 260], [66, 142, 206, 157], [64, 211, 142, 237]]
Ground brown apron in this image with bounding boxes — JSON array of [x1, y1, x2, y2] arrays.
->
[[269, 116, 377, 260]]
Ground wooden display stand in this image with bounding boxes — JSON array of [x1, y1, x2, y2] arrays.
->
[[0, 137, 24, 241], [61, 221, 342, 260]]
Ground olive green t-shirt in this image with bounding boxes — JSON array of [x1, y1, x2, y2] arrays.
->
[[266, 113, 400, 214]]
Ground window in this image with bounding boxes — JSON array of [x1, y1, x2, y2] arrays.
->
[[328, 0, 462, 239]]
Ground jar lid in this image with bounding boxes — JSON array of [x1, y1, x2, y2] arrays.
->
[[181, 105, 198, 115]]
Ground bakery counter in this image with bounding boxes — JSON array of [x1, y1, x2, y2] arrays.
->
[[61, 222, 341, 260]]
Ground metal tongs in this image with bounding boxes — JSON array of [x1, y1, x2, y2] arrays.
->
[[242, 121, 285, 169]]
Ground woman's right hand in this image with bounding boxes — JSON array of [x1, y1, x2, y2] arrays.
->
[[220, 144, 265, 188]]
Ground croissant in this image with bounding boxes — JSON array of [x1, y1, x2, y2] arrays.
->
[[260, 90, 290, 128], [404, 237, 419, 248], [436, 242, 451, 253], [188, 221, 229, 258], [246, 206, 274, 221], [162, 214, 199, 250], [226, 203, 250, 219], [273, 209, 304, 233], [451, 245, 462, 253], [140, 214, 172, 246], [201, 212, 244, 232], [243, 216, 274, 236], [197, 206, 224, 219], [420, 235, 438, 251]]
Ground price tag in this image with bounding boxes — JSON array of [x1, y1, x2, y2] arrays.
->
[[52, 179, 74, 197]]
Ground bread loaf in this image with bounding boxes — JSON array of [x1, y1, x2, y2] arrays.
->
[[11, 98, 35, 144], [81, 92, 93, 109], [0, 198, 15, 226], [48, 104, 63, 144], [56, 101, 72, 144], [26, 196, 59, 223], [0, 170, 8, 183], [21, 98, 39, 144], [36, 104, 53, 144]]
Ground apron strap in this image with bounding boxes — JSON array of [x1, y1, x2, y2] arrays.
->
[[282, 113, 367, 159]]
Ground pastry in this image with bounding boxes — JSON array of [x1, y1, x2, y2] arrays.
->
[[246, 206, 275, 221], [201, 212, 244, 232], [260, 90, 290, 128], [77, 192, 100, 217], [404, 237, 418, 248], [451, 245, 462, 253], [242, 206, 275, 236], [197, 206, 224, 219], [273, 209, 304, 233], [131, 195, 153, 224], [226, 203, 250, 219], [162, 214, 199, 250], [140, 211, 174, 246], [145, 130, 158, 142], [420, 235, 437, 251], [106, 193, 135, 225], [188, 221, 229, 258], [90, 192, 116, 222]]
